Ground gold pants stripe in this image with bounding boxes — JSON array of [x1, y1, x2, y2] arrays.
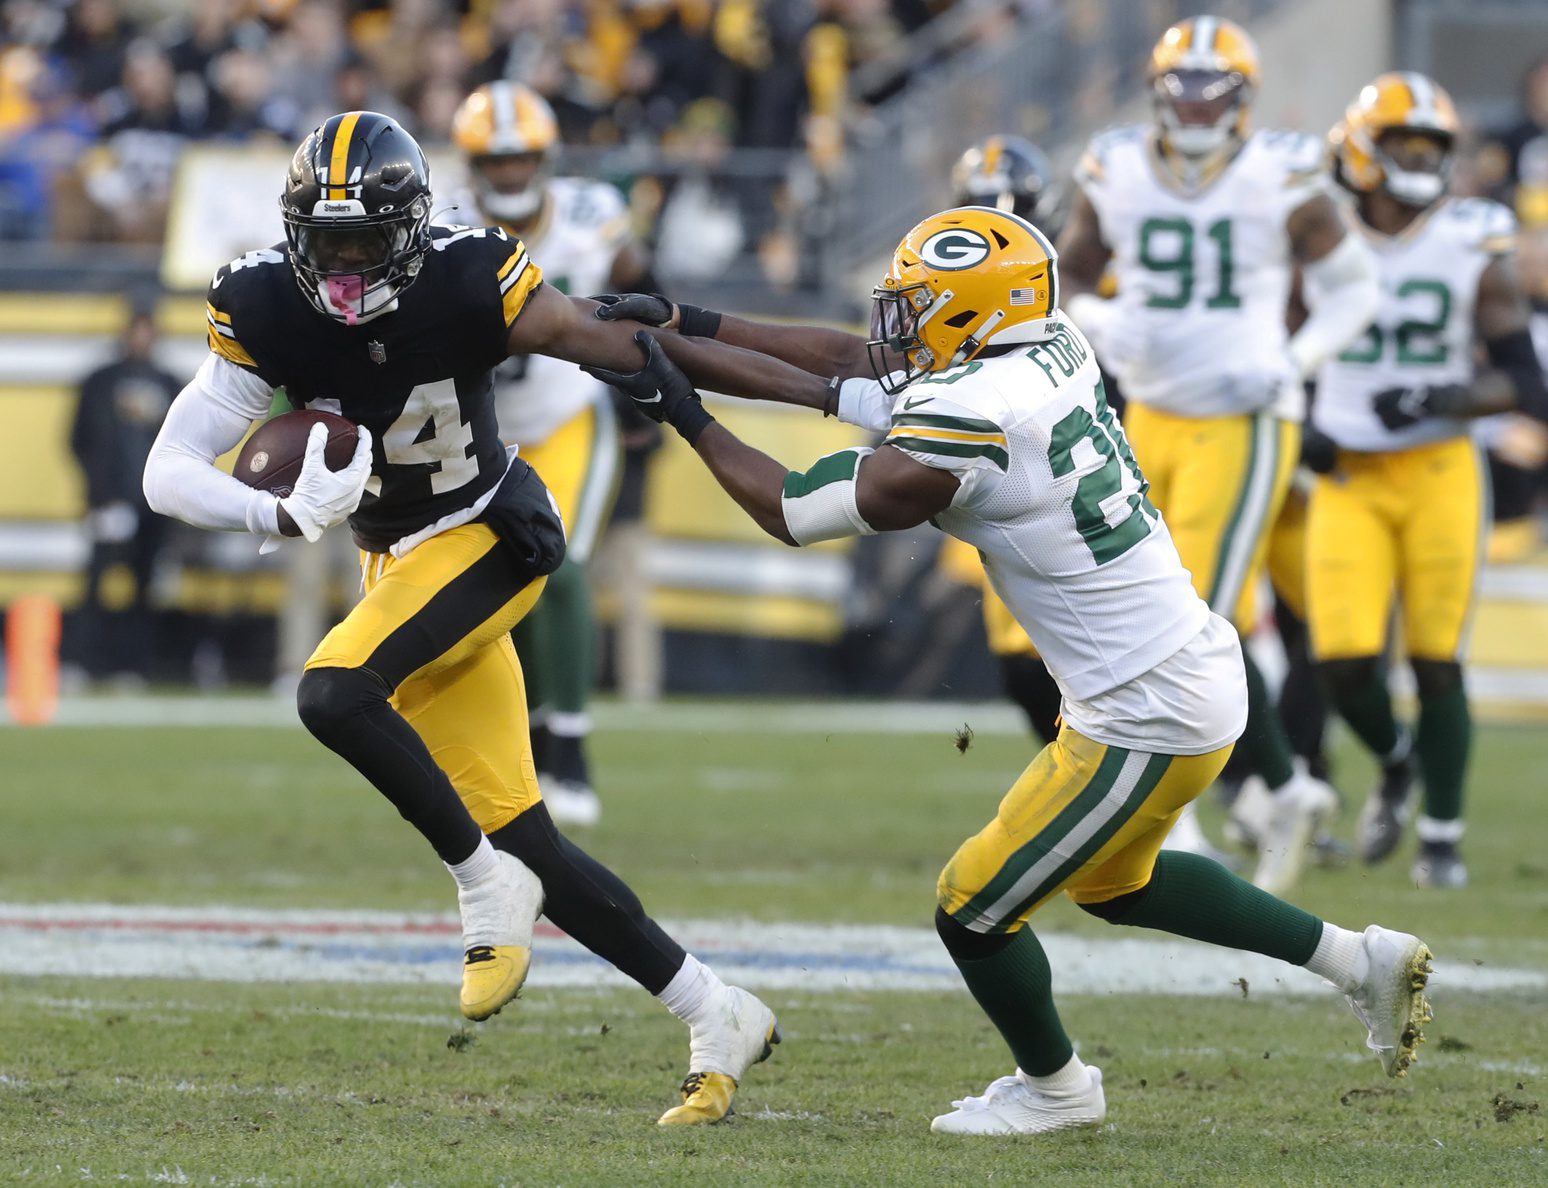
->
[[1306, 436, 1486, 661], [939, 725, 1233, 933], [305, 523, 548, 833]]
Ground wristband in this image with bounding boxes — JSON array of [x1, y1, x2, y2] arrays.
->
[[823, 376, 841, 417], [672, 399, 716, 446], [677, 303, 722, 339]]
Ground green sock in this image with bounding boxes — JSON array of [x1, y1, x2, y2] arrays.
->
[[511, 601, 553, 711], [1097, 852, 1322, 965], [1240, 648, 1296, 788], [949, 926, 1074, 1077], [537, 558, 596, 714], [1416, 685, 1470, 822], [1329, 662, 1401, 761]]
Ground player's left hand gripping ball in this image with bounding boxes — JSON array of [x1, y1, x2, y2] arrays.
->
[[281, 422, 373, 541]]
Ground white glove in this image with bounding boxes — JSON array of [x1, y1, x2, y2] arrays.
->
[[277, 422, 373, 544], [1064, 293, 1150, 371]]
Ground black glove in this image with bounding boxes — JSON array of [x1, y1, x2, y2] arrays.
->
[[583, 330, 715, 445], [1300, 423, 1338, 475], [591, 292, 722, 338], [1371, 383, 1470, 431]]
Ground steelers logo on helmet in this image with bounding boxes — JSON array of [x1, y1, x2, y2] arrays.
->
[[868, 206, 1062, 394]]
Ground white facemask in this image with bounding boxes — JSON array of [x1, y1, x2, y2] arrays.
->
[[316, 277, 400, 326], [1383, 167, 1445, 208], [1162, 118, 1233, 158], [479, 186, 544, 222]]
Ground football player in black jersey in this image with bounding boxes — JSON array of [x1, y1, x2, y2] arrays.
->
[[143, 111, 786, 1126]]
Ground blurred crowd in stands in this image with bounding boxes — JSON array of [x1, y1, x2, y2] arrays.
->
[[0, 0, 1036, 246]]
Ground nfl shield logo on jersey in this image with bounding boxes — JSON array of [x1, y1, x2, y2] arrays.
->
[[368, 339, 387, 364]]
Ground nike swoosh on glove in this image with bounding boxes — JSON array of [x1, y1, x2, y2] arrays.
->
[[583, 330, 715, 445]]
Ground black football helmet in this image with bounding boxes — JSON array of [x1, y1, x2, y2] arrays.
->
[[280, 111, 433, 325], [951, 135, 1059, 226]]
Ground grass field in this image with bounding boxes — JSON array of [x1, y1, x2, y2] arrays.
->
[[2, 701, 1545, 1185]]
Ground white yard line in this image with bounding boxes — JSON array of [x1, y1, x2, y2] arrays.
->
[[20, 696, 1030, 734], [0, 903, 1541, 998]]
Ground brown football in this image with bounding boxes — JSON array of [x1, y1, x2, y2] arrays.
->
[[233, 410, 361, 497]]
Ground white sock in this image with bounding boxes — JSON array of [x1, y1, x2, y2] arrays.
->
[[656, 954, 724, 1024], [1021, 1055, 1093, 1097], [445, 836, 500, 891], [1416, 816, 1465, 844], [547, 710, 591, 738], [1305, 922, 1367, 992]]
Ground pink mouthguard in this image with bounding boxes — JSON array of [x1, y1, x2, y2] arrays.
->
[[326, 275, 366, 325]]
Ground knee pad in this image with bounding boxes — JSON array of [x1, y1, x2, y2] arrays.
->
[[934, 906, 1015, 960], [1411, 658, 1463, 699], [295, 665, 391, 741], [1319, 655, 1382, 699]]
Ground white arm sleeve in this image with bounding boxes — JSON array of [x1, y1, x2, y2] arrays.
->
[[143, 354, 282, 535], [1287, 232, 1380, 378], [836, 376, 896, 432]]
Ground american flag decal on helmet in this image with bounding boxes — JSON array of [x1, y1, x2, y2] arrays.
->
[[1010, 288, 1045, 306]]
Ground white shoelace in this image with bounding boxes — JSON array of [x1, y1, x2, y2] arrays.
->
[[950, 1075, 1024, 1111]]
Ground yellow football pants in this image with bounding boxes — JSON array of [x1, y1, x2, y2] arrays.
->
[[938, 725, 1233, 933], [1307, 436, 1486, 662], [1264, 481, 1311, 623], [1122, 402, 1299, 630], [518, 401, 619, 565], [306, 523, 547, 833]]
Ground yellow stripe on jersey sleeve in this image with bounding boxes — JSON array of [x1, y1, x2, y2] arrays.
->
[[1480, 233, 1516, 255], [207, 323, 258, 368], [500, 251, 544, 326]]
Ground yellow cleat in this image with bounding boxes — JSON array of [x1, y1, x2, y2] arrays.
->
[[658, 1071, 740, 1126], [459, 943, 531, 1022], [657, 1003, 782, 1126]]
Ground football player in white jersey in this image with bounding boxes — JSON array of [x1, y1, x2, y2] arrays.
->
[[447, 82, 662, 826], [586, 206, 1433, 1136], [1309, 74, 1547, 889], [1057, 15, 1381, 895]]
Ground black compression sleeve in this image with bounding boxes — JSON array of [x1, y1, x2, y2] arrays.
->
[[1485, 328, 1548, 421]]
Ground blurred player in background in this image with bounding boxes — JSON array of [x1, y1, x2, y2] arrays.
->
[[69, 295, 177, 685], [940, 134, 1065, 744], [588, 205, 1435, 1136], [448, 82, 662, 828], [144, 111, 779, 1125], [1057, 16, 1381, 895], [1310, 74, 1547, 889]]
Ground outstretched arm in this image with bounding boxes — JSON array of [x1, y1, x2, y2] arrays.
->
[[511, 282, 834, 410], [585, 332, 959, 548]]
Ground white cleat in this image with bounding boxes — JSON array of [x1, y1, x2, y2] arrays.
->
[[457, 851, 544, 1021], [543, 779, 602, 827], [1345, 925, 1434, 1078], [931, 1066, 1106, 1136], [1241, 772, 1339, 897], [659, 985, 781, 1125]]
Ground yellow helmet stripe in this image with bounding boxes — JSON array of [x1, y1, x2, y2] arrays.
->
[[981, 136, 1004, 175], [327, 111, 362, 200]]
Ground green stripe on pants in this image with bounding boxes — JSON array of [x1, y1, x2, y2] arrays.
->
[[955, 745, 1131, 930]]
